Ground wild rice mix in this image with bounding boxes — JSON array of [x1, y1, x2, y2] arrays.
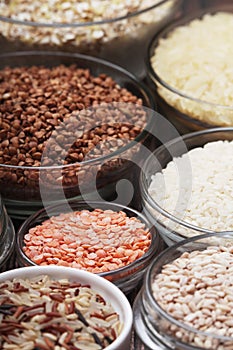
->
[[152, 245, 233, 348], [0, 275, 123, 350]]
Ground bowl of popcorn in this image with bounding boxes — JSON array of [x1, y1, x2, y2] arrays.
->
[[0, 0, 182, 78], [16, 200, 163, 294], [147, 4, 233, 133], [140, 127, 233, 246], [0, 265, 133, 350], [0, 51, 156, 219], [134, 231, 233, 350]]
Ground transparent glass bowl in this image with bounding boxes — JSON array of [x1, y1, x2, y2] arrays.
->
[[134, 232, 233, 350], [140, 127, 233, 246], [0, 265, 133, 350], [0, 51, 157, 220], [146, 3, 233, 133], [16, 200, 163, 294], [0, 195, 15, 272], [0, 0, 182, 79]]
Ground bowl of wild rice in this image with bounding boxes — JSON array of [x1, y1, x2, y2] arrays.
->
[[134, 231, 233, 350], [0, 265, 133, 350], [140, 127, 233, 246], [0, 0, 182, 79], [146, 4, 233, 133], [0, 51, 156, 220]]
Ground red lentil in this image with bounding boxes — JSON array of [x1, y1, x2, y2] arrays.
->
[[23, 209, 151, 272]]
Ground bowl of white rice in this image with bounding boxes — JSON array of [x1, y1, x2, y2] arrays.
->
[[147, 4, 233, 133], [140, 127, 233, 246]]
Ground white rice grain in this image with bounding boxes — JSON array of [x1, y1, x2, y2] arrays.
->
[[148, 140, 233, 235], [151, 12, 233, 126]]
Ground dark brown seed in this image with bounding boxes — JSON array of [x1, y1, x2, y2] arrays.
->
[[74, 308, 89, 327]]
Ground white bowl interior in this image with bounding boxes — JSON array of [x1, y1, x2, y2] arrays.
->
[[0, 265, 133, 350]]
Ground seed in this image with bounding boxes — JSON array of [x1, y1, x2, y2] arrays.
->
[[23, 208, 151, 273]]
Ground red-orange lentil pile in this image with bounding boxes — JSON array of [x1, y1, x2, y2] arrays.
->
[[23, 209, 151, 273]]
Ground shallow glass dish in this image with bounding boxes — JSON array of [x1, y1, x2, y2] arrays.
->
[[134, 232, 233, 350], [0, 195, 15, 272], [146, 4, 233, 133], [16, 200, 163, 294], [0, 265, 133, 350], [0, 51, 157, 220], [0, 0, 182, 79], [140, 127, 233, 246]]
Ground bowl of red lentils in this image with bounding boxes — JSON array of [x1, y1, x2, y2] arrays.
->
[[0, 50, 157, 220], [16, 200, 163, 294], [0, 0, 182, 78], [134, 231, 233, 350], [0, 264, 133, 349]]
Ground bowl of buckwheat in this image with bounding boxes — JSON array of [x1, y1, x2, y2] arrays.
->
[[0, 0, 182, 78], [0, 51, 157, 219], [134, 231, 233, 350], [0, 265, 133, 350], [16, 200, 163, 294]]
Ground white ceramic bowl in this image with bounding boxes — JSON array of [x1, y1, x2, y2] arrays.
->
[[0, 265, 133, 350]]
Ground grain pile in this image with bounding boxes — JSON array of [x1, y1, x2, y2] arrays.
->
[[152, 245, 233, 349], [0, 275, 122, 349], [148, 140, 233, 236], [151, 12, 233, 126]]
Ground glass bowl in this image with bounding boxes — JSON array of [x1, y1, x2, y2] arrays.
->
[[0, 51, 157, 220], [140, 127, 233, 246], [146, 4, 233, 133], [0, 265, 133, 350], [16, 200, 164, 294], [0, 0, 182, 79], [0, 195, 15, 272], [134, 232, 233, 350]]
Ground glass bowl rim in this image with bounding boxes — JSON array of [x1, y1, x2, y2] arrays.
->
[[145, 231, 233, 343], [16, 199, 161, 277], [0, 0, 175, 27], [140, 126, 233, 237], [146, 3, 233, 111], [0, 50, 156, 171]]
